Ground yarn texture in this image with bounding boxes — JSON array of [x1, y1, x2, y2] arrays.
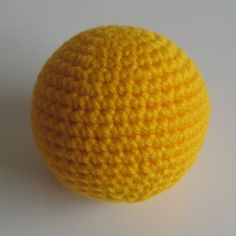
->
[[31, 25, 210, 202]]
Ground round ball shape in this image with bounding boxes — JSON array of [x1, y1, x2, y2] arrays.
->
[[31, 25, 210, 202]]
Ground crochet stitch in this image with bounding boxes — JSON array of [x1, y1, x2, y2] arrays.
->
[[31, 25, 210, 202]]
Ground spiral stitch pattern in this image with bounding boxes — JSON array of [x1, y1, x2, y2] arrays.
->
[[31, 25, 210, 202]]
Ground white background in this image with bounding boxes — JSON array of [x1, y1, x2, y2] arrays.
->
[[0, 0, 235, 235]]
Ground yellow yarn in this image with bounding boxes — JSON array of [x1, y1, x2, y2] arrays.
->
[[31, 25, 210, 202]]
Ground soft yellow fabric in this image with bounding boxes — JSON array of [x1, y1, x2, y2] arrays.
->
[[31, 25, 210, 202]]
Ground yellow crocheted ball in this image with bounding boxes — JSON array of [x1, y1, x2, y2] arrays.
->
[[31, 25, 210, 202]]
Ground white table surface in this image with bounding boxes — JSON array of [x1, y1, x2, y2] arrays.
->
[[1, 1, 235, 235]]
